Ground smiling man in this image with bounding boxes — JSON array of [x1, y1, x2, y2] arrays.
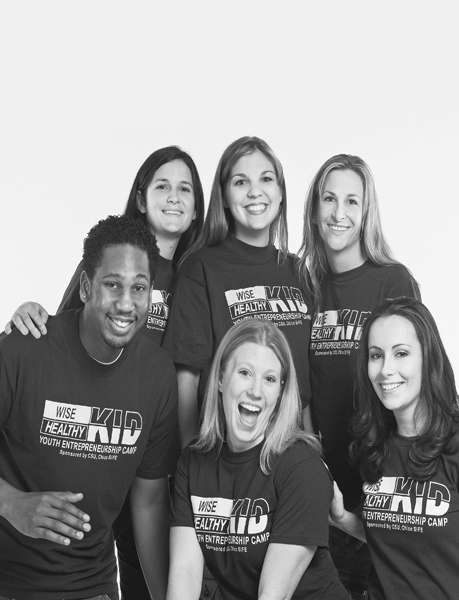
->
[[0, 215, 180, 600]]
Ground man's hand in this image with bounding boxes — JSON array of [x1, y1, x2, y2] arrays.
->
[[2, 488, 91, 546]]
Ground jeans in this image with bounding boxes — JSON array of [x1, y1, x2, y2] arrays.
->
[[329, 526, 371, 599]]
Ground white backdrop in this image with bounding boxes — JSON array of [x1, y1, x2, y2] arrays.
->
[[1, 1, 457, 375]]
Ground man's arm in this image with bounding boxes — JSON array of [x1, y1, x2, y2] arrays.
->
[[130, 476, 171, 600], [0, 477, 91, 545]]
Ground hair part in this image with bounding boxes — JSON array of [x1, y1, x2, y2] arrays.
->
[[194, 319, 320, 474], [123, 146, 205, 262], [351, 296, 459, 483], [82, 214, 159, 282], [183, 136, 288, 265], [296, 154, 399, 303]]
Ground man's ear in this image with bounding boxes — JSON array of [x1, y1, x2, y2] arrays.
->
[[80, 270, 91, 304]]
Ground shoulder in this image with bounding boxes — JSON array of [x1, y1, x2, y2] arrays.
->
[[130, 333, 175, 371], [176, 245, 224, 276], [274, 440, 328, 474]]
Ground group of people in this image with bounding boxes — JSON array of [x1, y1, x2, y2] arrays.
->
[[0, 136, 457, 600]]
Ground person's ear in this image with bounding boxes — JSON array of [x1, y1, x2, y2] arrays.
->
[[80, 271, 91, 303], [136, 190, 146, 214]]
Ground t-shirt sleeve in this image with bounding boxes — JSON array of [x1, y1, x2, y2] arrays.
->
[[270, 445, 333, 548], [57, 262, 85, 313], [0, 343, 15, 429], [384, 267, 421, 302], [135, 359, 181, 480], [162, 261, 214, 370], [170, 448, 195, 528]]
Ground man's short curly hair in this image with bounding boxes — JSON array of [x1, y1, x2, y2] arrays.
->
[[82, 215, 159, 281]]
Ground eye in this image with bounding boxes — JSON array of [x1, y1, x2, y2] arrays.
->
[[105, 282, 119, 290], [265, 375, 277, 384], [234, 178, 247, 186], [261, 175, 275, 183], [347, 198, 359, 205], [156, 183, 168, 190], [369, 352, 382, 360], [239, 368, 251, 377], [395, 350, 409, 358], [322, 195, 335, 202], [180, 185, 192, 194], [133, 285, 147, 292]]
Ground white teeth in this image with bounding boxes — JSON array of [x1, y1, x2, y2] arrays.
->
[[329, 225, 348, 231], [163, 210, 182, 215], [246, 204, 267, 213], [112, 319, 130, 328], [240, 403, 260, 413], [381, 383, 403, 392]]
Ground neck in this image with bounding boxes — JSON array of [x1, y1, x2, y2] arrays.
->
[[395, 411, 426, 437], [79, 311, 123, 363], [326, 246, 366, 274], [234, 230, 270, 248], [154, 233, 180, 260]]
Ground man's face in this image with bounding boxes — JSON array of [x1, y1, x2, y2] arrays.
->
[[80, 244, 151, 361]]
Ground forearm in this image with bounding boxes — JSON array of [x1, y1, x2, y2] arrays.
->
[[0, 477, 19, 519], [167, 526, 203, 600], [167, 563, 202, 600], [131, 478, 171, 600], [258, 543, 315, 600], [176, 366, 200, 448], [330, 509, 366, 543]]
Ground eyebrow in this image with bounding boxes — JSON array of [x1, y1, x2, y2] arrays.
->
[[369, 343, 412, 350], [102, 272, 149, 282], [230, 170, 276, 179], [323, 189, 361, 197], [153, 177, 193, 187]]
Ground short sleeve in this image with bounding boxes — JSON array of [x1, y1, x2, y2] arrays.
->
[[270, 444, 333, 548], [162, 261, 214, 370], [136, 360, 181, 480], [384, 267, 421, 302], [0, 343, 15, 429], [171, 448, 195, 528]]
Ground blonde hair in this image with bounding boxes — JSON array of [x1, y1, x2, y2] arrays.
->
[[194, 319, 320, 474], [296, 154, 398, 303]]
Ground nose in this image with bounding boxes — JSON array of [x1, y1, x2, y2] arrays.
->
[[116, 289, 135, 313], [380, 355, 395, 378], [333, 202, 345, 221], [167, 186, 180, 204], [249, 376, 263, 399], [247, 181, 262, 198]]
